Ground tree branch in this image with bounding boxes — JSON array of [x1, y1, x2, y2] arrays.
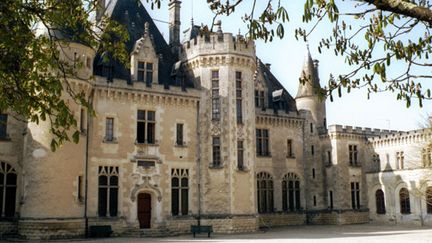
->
[[364, 0, 432, 25]]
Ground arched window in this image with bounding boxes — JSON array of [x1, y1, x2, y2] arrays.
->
[[426, 187, 432, 214], [257, 172, 273, 213], [375, 189, 386, 214], [0, 162, 17, 218], [282, 173, 301, 211], [399, 188, 410, 214]]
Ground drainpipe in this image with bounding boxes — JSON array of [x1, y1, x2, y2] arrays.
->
[[84, 88, 95, 237], [196, 100, 201, 227]]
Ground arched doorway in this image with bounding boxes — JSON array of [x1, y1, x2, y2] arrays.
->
[[137, 193, 151, 228]]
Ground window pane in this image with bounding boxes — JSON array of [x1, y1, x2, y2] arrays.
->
[[172, 178, 179, 187], [146, 63, 153, 70], [171, 188, 179, 215], [147, 111, 155, 121], [109, 187, 118, 216], [4, 186, 16, 217], [181, 178, 188, 187], [137, 122, 145, 143], [99, 175, 108, 186], [147, 123, 155, 144], [98, 187, 107, 217], [138, 62, 145, 69], [110, 176, 118, 186], [181, 188, 188, 215], [6, 173, 16, 185], [137, 110, 146, 120], [137, 71, 145, 82]]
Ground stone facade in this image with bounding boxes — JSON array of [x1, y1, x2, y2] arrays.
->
[[0, 0, 430, 240]]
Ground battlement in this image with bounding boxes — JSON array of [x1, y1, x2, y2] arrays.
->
[[369, 127, 432, 144], [180, 31, 256, 61], [328, 124, 402, 136]]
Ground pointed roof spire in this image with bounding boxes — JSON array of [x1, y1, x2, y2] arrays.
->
[[296, 45, 321, 99]]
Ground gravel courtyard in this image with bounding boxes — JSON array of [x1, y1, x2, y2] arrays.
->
[[55, 224, 432, 243]]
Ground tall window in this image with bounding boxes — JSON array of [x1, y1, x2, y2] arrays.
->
[[136, 110, 156, 144], [375, 189, 386, 214], [137, 61, 153, 86], [351, 182, 360, 209], [282, 173, 301, 211], [0, 162, 16, 218], [105, 118, 114, 142], [211, 70, 220, 121], [349, 145, 358, 166], [328, 190, 334, 210], [311, 145, 314, 155], [176, 123, 184, 146], [373, 154, 381, 171], [310, 123, 313, 133], [171, 169, 189, 216], [212, 137, 221, 167], [327, 151, 332, 166], [399, 187, 410, 214], [256, 129, 270, 156], [257, 172, 274, 213], [255, 90, 265, 108], [0, 114, 7, 139], [287, 139, 293, 157], [98, 166, 119, 217], [426, 187, 432, 214], [236, 72, 243, 123], [396, 151, 404, 169], [237, 140, 244, 170]]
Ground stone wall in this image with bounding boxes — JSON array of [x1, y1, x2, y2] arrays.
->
[[307, 210, 369, 225], [18, 219, 84, 240], [258, 212, 306, 227]]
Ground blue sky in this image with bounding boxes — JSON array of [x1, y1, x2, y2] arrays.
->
[[143, 0, 431, 131]]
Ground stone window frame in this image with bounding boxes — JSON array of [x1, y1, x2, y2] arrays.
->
[[0, 161, 17, 218], [171, 168, 189, 216], [396, 151, 404, 170], [103, 117, 117, 143], [235, 71, 243, 124], [211, 70, 220, 121], [375, 189, 386, 214], [399, 187, 411, 214], [256, 128, 271, 157], [348, 144, 359, 166], [98, 166, 119, 217], [282, 172, 301, 212], [211, 136, 222, 168], [257, 172, 274, 213], [350, 181, 361, 210], [136, 110, 157, 145], [136, 61, 154, 87]]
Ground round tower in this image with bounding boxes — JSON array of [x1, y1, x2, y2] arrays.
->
[[20, 23, 95, 239], [295, 47, 327, 130]]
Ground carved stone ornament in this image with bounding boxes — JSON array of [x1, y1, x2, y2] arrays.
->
[[130, 176, 162, 202], [211, 123, 221, 136]]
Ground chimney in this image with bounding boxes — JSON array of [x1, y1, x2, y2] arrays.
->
[[96, 0, 106, 22], [169, 0, 181, 46]]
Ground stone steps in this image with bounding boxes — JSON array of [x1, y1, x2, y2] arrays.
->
[[122, 228, 178, 238]]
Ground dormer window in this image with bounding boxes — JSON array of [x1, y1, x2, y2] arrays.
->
[[137, 61, 153, 87]]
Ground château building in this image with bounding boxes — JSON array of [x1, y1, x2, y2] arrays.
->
[[0, 0, 432, 239]]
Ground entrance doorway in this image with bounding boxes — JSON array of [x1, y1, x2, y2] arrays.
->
[[137, 193, 151, 228]]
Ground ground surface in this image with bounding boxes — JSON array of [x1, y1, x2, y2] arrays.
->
[[58, 224, 432, 243]]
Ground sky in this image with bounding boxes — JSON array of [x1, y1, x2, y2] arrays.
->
[[142, 0, 431, 131]]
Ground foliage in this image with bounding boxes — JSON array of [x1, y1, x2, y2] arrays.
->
[[0, 0, 128, 151], [203, 0, 432, 107]]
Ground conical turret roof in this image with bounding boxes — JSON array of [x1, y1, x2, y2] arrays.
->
[[296, 46, 321, 98]]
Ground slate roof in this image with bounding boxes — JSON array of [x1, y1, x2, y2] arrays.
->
[[296, 48, 321, 98], [93, 0, 195, 88], [258, 60, 298, 113]]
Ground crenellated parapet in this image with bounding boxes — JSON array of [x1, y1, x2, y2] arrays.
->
[[369, 128, 432, 147], [328, 124, 401, 136], [181, 32, 256, 68]]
